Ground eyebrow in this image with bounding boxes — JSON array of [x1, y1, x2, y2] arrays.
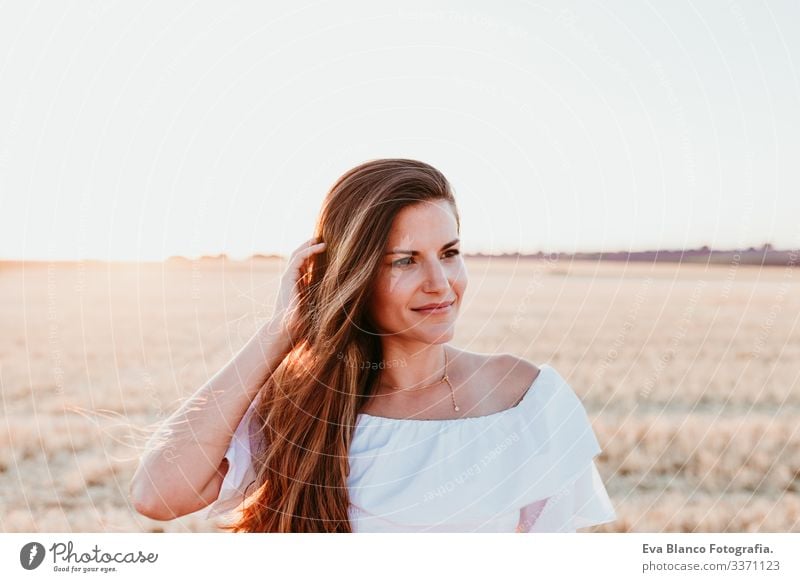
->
[[385, 238, 460, 256]]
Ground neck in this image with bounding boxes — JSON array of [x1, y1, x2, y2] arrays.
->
[[377, 342, 449, 391]]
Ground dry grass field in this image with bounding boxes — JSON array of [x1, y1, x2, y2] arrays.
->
[[1, 257, 798, 532]]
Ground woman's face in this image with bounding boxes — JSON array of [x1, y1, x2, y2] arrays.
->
[[367, 199, 468, 343]]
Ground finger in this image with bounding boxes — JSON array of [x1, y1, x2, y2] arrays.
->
[[291, 241, 326, 266], [289, 238, 321, 258]]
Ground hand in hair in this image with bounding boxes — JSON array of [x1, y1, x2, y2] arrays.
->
[[273, 237, 327, 343]]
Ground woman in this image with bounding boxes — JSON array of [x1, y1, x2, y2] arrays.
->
[[130, 158, 617, 532]]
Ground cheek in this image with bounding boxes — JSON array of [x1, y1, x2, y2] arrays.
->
[[452, 263, 468, 293], [373, 274, 414, 312]]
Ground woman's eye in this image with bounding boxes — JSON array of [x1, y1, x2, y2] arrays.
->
[[392, 250, 459, 268]]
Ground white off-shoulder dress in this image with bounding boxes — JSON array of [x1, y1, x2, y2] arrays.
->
[[204, 363, 617, 532]]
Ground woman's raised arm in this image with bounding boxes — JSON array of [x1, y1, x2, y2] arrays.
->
[[128, 317, 291, 520], [129, 237, 327, 520]]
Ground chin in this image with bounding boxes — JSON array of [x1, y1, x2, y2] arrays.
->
[[417, 328, 456, 344]]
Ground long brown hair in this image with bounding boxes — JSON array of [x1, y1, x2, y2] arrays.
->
[[222, 158, 460, 532]]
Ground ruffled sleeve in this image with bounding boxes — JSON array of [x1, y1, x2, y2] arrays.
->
[[515, 369, 617, 532], [518, 460, 616, 532], [204, 394, 262, 520]]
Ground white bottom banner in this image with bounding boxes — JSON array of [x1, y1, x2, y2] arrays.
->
[[2, 533, 798, 581]]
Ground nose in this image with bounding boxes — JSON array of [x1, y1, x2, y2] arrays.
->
[[423, 260, 450, 293]]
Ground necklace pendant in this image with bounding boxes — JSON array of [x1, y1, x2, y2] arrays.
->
[[454, 405, 460, 411]]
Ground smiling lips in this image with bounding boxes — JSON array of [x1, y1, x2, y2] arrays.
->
[[412, 300, 455, 314]]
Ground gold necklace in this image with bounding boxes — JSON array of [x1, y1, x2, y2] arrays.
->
[[379, 347, 459, 412]]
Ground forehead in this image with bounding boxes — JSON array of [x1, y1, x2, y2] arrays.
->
[[386, 200, 457, 245]]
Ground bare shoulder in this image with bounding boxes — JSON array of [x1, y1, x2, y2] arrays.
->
[[492, 353, 541, 386], [483, 353, 540, 410], [449, 347, 541, 404], [450, 347, 539, 377]]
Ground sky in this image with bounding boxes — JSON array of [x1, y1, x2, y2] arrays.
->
[[0, 0, 798, 261]]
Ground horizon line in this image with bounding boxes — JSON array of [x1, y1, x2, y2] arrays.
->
[[2, 243, 797, 265]]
